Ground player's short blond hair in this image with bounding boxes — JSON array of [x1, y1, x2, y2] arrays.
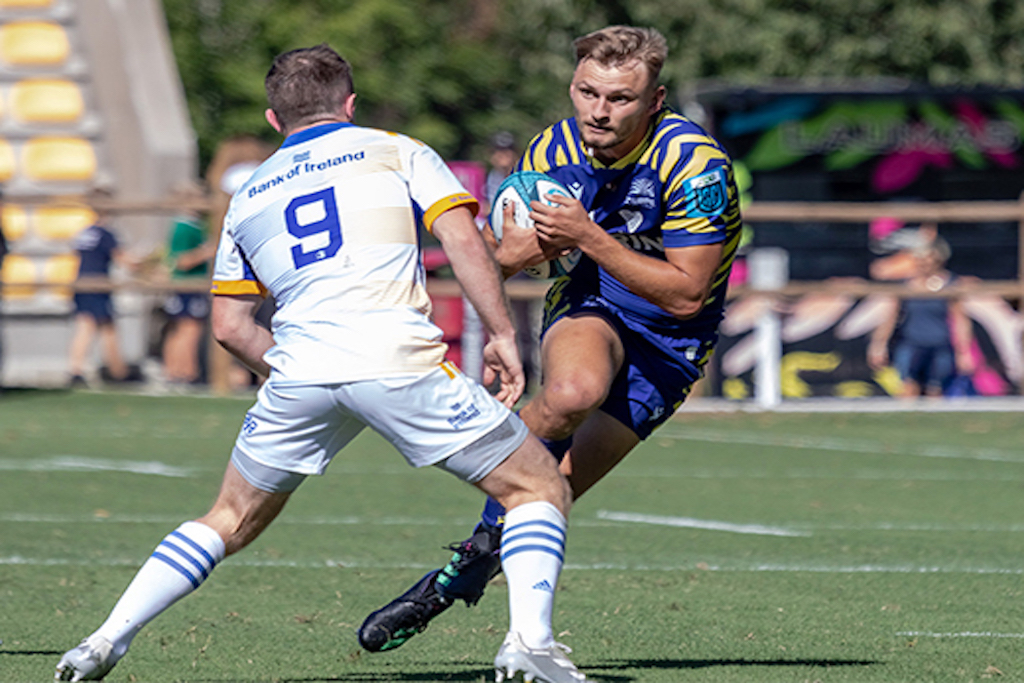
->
[[573, 26, 668, 88]]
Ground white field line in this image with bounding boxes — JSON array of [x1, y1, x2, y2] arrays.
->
[[2, 555, 1023, 575], [0, 457, 442, 478], [0, 456, 196, 477], [596, 510, 808, 537], [6, 511, 1024, 534], [596, 511, 1024, 534], [656, 427, 1024, 464], [7, 455, 1024, 484], [897, 631, 1024, 639], [614, 468, 1024, 482]]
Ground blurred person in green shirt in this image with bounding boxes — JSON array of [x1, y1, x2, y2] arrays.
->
[[162, 182, 215, 384]]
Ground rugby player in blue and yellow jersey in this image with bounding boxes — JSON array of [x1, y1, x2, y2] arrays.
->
[[360, 25, 743, 652]]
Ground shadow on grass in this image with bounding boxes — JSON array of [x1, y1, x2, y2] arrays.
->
[[112, 657, 883, 682], [195, 674, 494, 683]]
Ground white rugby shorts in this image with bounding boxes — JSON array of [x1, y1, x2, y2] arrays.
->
[[231, 361, 529, 492]]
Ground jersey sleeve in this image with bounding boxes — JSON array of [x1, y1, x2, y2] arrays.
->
[[661, 144, 740, 250], [407, 140, 479, 232], [210, 207, 266, 297], [517, 120, 581, 174]]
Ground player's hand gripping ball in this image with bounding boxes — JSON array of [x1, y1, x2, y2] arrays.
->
[[488, 171, 582, 279]]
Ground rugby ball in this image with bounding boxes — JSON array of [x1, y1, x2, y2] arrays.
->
[[489, 171, 582, 279]]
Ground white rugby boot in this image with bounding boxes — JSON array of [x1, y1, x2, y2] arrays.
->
[[55, 634, 120, 681], [494, 631, 588, 682]]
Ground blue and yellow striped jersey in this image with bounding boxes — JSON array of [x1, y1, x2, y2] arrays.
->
[[517, 107, 742, 336]]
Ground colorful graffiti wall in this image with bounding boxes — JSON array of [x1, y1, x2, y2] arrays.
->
[[698, 86, 1024, 398]]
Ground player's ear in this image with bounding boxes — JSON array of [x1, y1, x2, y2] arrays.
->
[[649, 85, 666, 114], [265, 109, 284, 134], [343, 93, 357, 121]]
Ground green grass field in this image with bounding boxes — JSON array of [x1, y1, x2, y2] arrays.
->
[[2, 390, 1024, 682]]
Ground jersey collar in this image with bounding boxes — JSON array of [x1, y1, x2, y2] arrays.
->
[[281, 121, 355, 148]]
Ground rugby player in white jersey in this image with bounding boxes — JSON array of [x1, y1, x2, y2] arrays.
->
[[55, 44, 587, 683]]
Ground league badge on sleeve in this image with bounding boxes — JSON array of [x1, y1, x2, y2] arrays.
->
[[683, 167, 728, 217]]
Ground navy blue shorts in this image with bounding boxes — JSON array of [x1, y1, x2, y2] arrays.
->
[[541, 289, 713, 440], [74, 293, 114, 323], [892, 342, 955, 392], [164, 292, 211, 319]]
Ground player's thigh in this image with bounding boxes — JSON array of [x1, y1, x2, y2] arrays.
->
[[340, 363, 528, 484], [538, 314, 624, 405], [235, 380, 366, 480]]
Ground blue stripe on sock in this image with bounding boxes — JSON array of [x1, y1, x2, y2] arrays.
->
[[159, 539, 210, 581], [503, 518, 565, 539], [501, 529, 565, 549], [152, 551, 201, 589], [170, 530, 218, 569], [500, 543, 565, 563]]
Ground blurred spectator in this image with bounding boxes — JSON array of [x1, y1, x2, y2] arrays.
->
[[161, 181, 215, 385], [484, 131, 518, 206], [867, 233, 975, 398], [868, 217, 936, 281], [67, 189, 141, 387]]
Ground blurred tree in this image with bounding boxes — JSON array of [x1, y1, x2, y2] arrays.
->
[[162, 0, 1024, 167]]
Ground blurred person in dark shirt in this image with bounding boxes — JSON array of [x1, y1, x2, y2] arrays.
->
[[67, 189, 138, 387], [868, 234, 975, 398]]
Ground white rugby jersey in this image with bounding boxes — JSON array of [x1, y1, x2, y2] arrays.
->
[[211, 122, 478, 383]]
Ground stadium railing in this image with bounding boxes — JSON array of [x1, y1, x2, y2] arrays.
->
[[2, 195, 1022, 398]]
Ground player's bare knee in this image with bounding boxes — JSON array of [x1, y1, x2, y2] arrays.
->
[[530, 381, 604, 437], [544, 373, 606, 413]]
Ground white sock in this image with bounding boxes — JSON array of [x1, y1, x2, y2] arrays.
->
[[94, 521, 225, 658], [500, 500, 566, 649]]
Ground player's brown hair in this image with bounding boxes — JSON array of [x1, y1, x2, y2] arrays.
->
[[573, 26, 668, 88], [265, 44, 354, 132]]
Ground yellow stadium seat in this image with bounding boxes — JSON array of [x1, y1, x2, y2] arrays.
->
[[1, 253, 37, 298], [2, 204, 28, 241], [0, 0, 55, 7], [11, 79, 84, 124], [33, 204, 96, 241], [23, 137, 96, 182], [41, 252, 79, 298], [0, 139, 15, 182], [0, 22, 69, 66]]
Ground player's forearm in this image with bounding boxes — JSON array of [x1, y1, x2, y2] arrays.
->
[[217, 326, 274, 379], [433, 210, 517, 341], [211, 295, 274, 378], [581, 231, 712, 318], [449, 236, 517, 340]]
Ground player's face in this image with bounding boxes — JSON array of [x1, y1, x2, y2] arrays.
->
[[570, 58, 665, 163]]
